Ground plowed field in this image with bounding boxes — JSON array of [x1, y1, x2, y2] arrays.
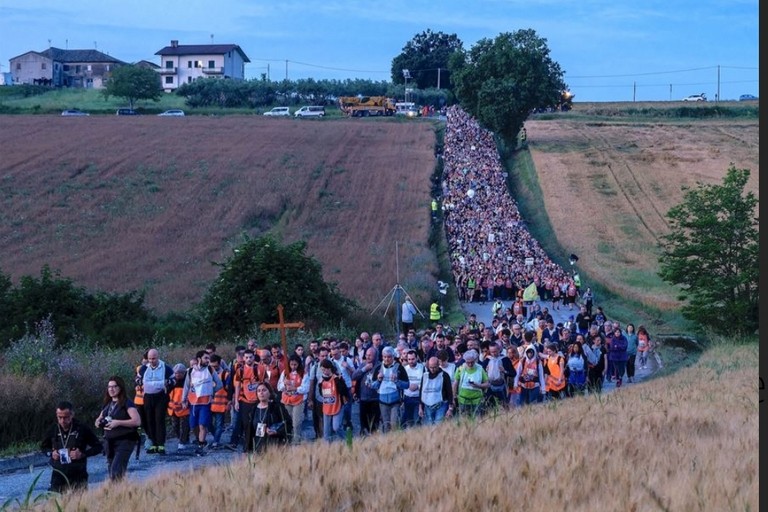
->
[[0, 115, 438, 313], [526, 118, 759, 309]]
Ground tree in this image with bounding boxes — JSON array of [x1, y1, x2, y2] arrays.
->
[[199, 235, 356, 338], [391, 30, 463, 90], [449, 29, 567, 140], [658, 166, 759, 335], [102, 65, 162, 108]]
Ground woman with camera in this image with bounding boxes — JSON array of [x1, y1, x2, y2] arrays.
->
[[95, 376, 141, 481]]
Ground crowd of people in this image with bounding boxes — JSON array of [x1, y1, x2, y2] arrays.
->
[[39, 107, 658, 495], [440, 106, 578, 306]]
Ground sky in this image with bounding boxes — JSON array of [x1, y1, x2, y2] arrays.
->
[[0, 0, 759, 102]]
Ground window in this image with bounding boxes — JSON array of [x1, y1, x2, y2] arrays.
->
[[41, 62, 47, 70], [195, 60, 203, 68], [75, 65, 81, 73], [87, 65, 92, 71], [187, 76, 192, 83], [63, 65, 69, 71], [105, 65, 110, 71], [208, 60, 215, 68], [165, 60, 174, 69], [15, 63, 20, 70], [188, 60, 192, 68], [165, 76, 173, 84]]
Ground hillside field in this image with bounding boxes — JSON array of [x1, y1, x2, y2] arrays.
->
[[526, 117, 759, 310], [0, 111, 759, 321], [0, 115, 439, 314]]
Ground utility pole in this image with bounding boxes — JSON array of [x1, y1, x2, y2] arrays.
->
[[716, 65, 720, 103], [285, 60, 288, 80], [437, 68, 441, 89], [633, 81, 636, 102], [267, 63, 270, 81]]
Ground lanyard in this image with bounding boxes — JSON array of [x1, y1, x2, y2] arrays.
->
[[57, 425, 73, 450]]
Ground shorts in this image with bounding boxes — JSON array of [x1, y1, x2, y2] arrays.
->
[[188, 403, 212, 429]]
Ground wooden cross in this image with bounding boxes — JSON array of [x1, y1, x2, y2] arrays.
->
[[260, 304, 304, 362]]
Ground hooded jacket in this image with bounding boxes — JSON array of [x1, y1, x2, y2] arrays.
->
[[513, 346, 546, 390]]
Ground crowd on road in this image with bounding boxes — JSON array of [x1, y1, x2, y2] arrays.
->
[[38, 105, 658, 495], [440, 106, 579, 308]]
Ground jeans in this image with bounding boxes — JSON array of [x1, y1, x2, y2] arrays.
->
[[519, 387, 543, 406], [401, 396, 420, 428], [379, 401, 401, 433], [229, 407, 241, 446], [211, 412, 225, 444], [612, 360, 627, 382], [323, 412, 343, 442], [105, 437, 135, 481], [421, 401, 448, 425]]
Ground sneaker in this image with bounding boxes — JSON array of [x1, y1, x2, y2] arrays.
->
[[176, 443, 187, 450], [157, 445, 166, 455], [210, 442, 220, 450], [146, 446, 157, 454], [195, 445, 205, 456], [616, 378, 623, 388]]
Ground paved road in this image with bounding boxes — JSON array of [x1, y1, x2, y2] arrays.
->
[[0, 408, 347, 505]]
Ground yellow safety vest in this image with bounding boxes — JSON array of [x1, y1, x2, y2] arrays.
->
[[430, 303, 441, 321]]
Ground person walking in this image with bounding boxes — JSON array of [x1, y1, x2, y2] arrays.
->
[[637, 325, 653, 370], [41, 401, 102, 493], [608, 326, 629, 387], [137, 348, 174, 455], [166, 364, 190, 450], [277, 354, 310, 444], [624, 323, 638, 383], [371, 347, 409, 433], [95, 376, 141, 481], [318, 359, 351, 442], [513, 346, 546, 406], [401, 297, 418, 334], [182, 350, 223, 456], [418, 357, 454, 425], [351, 347, 381, 435], [250, 383, 292, 454], [452, 349, 490, 417]]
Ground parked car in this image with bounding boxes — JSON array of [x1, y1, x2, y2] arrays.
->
[[61, 109, 89, 116], [116, 108, 139, 116], [294, 106, 325, 118], [681, 93, 706, 102], [739, 94, 757, 101], [158, 109, 185, 116], [263, 106, 291, 116]]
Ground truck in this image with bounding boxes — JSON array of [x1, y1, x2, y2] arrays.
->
[[338, 96, 396, 117]]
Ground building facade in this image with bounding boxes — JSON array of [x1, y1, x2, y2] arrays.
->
[[9, 48, 125, 88], [155, 40, 250, 91]]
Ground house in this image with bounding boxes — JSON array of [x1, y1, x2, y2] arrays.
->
[[154, 40, 250, 92], [8, 48, 126, 88]]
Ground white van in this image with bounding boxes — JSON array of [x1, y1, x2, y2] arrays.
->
[[395, 102, 416, 116], [263, 106, 290, 116], [294, 105, 325, 118]]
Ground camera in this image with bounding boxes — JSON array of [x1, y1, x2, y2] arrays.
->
[[99, 416, 112, 428]]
